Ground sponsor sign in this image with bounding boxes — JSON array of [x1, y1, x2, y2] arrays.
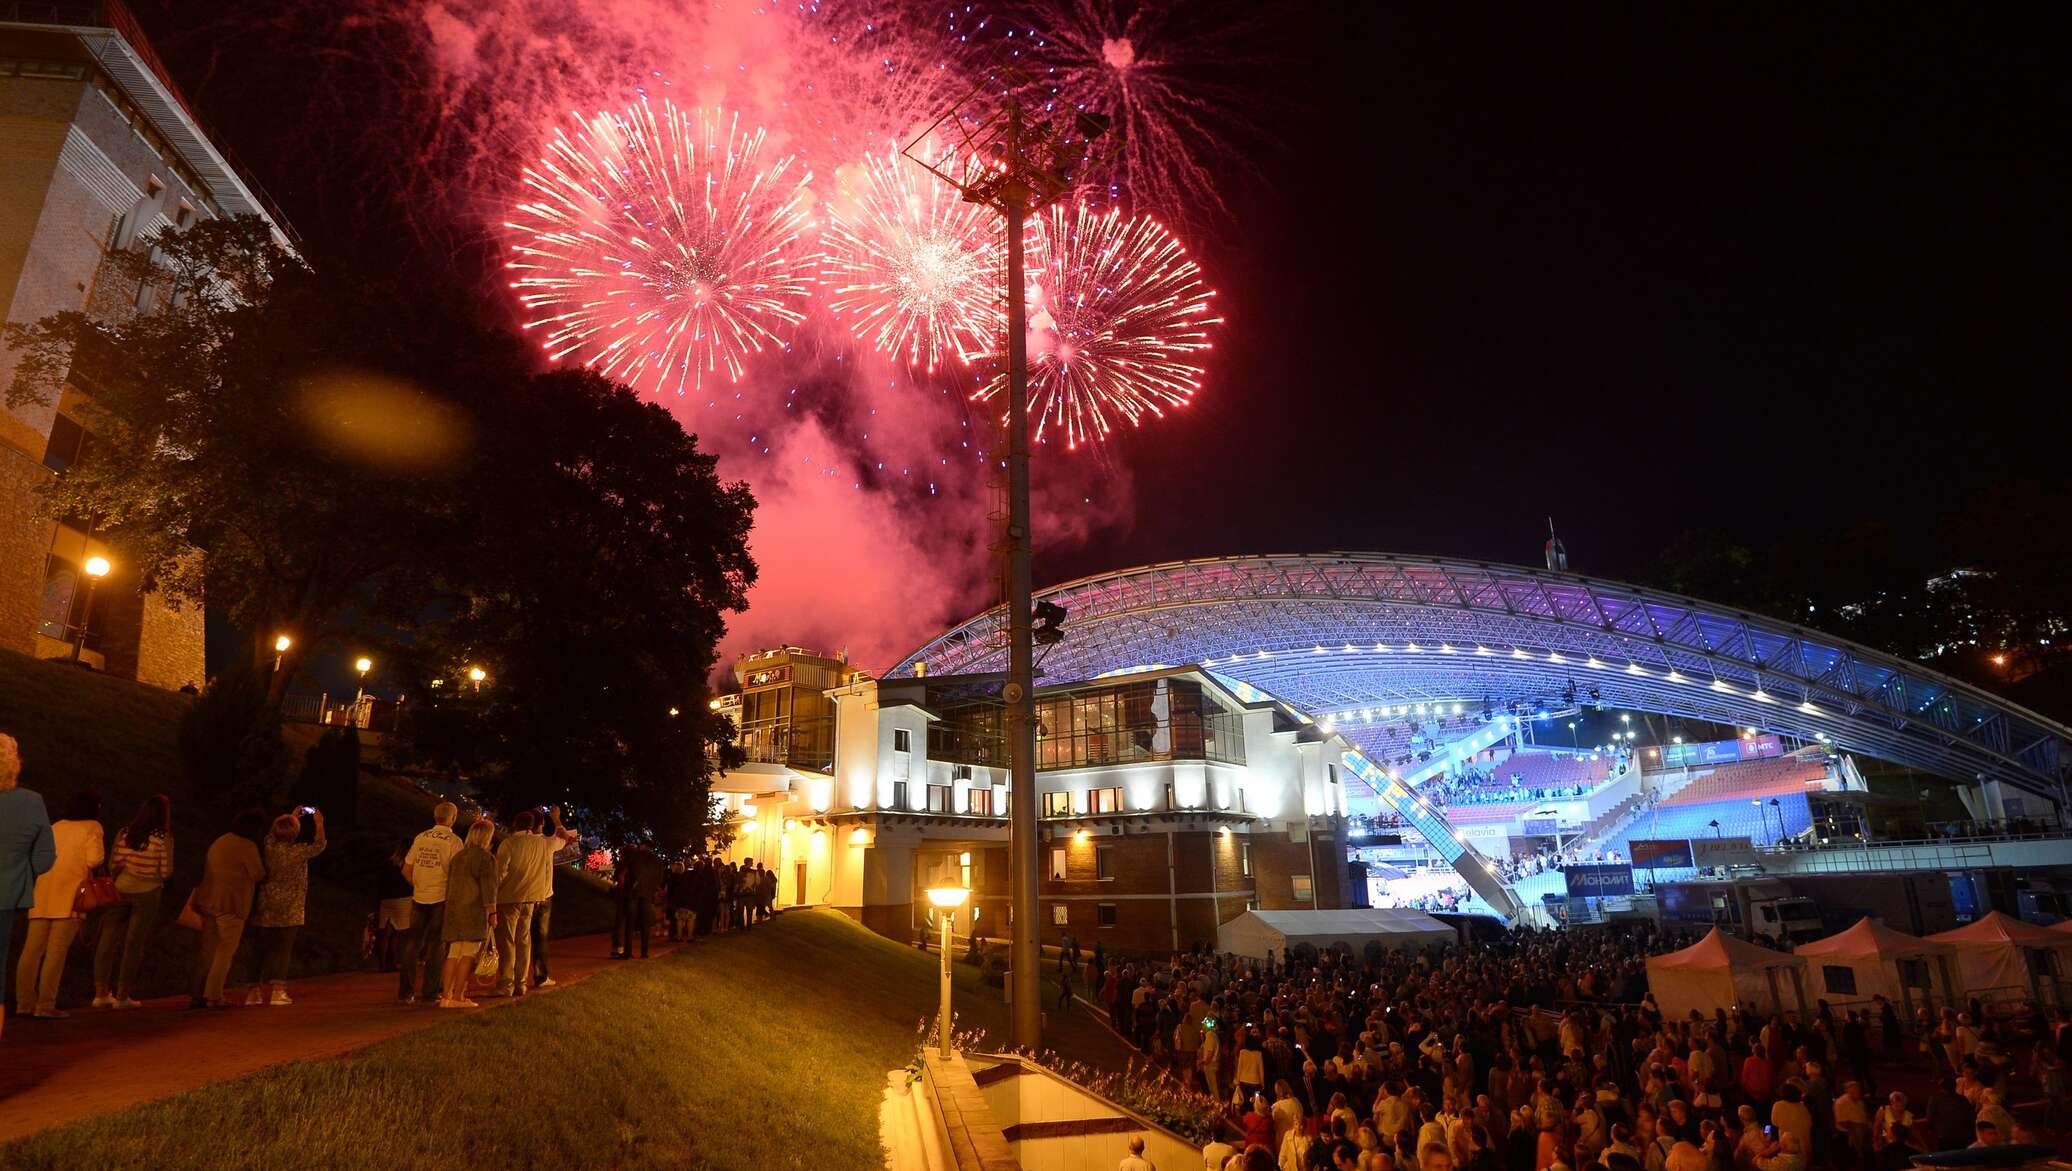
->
[[1523, 817, 1558, 836], [1662, 734, 1785, 767], [1629, 838, 1695, 868], [1691, 835, 1757, 868], [1562, 863, 1635, 898]]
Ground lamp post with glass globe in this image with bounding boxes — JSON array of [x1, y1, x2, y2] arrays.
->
[[67, 555, 111, 663], [925, 884, 972, 1058]]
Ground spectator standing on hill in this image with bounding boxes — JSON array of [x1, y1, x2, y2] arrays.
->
[[0, 733, 55, 1038], [243, 808, 326, 1006], [372, 840, 413, 972], [437, 818, 499, 1008], [15, 790, 104, 1019], [611, 842, 663, 958], [190, 807, 267, 1009], [398, 802, 462, 1004], [528, 807, 570, 988], [490, 806, 576, 996], [93, 793, 173, 1010]]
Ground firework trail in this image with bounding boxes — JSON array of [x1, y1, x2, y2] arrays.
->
[[505, 99, 819, 397], [821, 143, 1005, 372], [963, 0, 1284, 229], [976, 203, 1218, 450]]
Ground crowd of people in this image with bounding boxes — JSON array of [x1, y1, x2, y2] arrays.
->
[[1061, 926, 2068, 1171], [0, 732, 341, 1026], [0, 730, 771, 1024]]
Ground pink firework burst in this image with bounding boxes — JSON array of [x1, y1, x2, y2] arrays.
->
[[821, 143, 1005, 372], [505, 99, 819, 397], [976, 203, 1219, 450]]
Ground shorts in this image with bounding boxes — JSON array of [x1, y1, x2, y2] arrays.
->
[[447, 940, 481, 957], [379, 897, 414, 930]]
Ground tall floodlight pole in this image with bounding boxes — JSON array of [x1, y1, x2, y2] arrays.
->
[[905, 76, 1115, 1050]]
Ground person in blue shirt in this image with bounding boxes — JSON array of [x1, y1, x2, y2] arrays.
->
[[0, 732, 58, 1041]]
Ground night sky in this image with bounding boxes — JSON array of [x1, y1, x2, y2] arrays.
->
[[1106, 6, 2066, 583], [139, 3, 2067, 595]]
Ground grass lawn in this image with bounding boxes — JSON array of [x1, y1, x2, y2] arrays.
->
[[0, 909, 1139, 1170], [0, 649, 612, 1002]]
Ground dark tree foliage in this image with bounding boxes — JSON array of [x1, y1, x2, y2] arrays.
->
[[396, 369, 756, 851], [10, 215, 757, 842], [289, 725, 362, 828], [177, 662, 292, 813], [2, 217, 515, 690], [1639, 480, 2072, 720]]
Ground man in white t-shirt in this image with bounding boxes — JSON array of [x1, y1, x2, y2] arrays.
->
[[398, 802, 462, 1004], [487, 807, 577, 997]]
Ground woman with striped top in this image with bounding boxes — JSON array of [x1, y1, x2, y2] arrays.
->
[[93, 793, 173, 1009]]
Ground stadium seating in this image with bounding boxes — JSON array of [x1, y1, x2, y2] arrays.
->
[[1608, 792, 1813, 850], [1488, 750, 1615, 793], [1658, 756, 1829, 806]]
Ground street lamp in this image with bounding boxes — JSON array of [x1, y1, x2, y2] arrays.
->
[[925, 884, 972, 1058], [468, 666, 486, 692], [68, 555, 112, 663], [353, 657, 373, 717], [273, 634, 293, 673], [906, 76, 1113, 1052]]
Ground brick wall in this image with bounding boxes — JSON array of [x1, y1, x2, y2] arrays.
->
[[0, 447, 53, 656]]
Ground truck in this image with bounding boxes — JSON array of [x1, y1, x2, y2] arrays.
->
[[1656, 877, 1825, 945]]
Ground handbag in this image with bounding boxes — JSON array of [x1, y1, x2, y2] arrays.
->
[[176, 891, 206, 931], [474, 938, 500, 980], [74, 868, 120, 914]]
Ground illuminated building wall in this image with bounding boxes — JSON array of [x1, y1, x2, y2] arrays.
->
[[0, 5, 286, 684], [713, 657, 1357, 951]]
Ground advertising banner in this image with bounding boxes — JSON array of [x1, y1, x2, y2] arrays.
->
[[1629, 838, 1695, 868], [1690, 835, 1757, 868], [1662, 735, 1785, 768], [1562, 863, 1635, 898]]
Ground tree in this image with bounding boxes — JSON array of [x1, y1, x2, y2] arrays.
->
[[398, 368, 756, 851], [177, 662, 292, 812], [3, 216, 522, 692], [289, 725, 362, 828], [10, 216, 760, 839]]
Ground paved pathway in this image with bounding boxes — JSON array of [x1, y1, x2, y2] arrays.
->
[[0, 930, 676, 1142]]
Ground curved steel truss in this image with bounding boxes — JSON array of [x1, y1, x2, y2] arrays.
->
[[891, 553, 2071, 805]]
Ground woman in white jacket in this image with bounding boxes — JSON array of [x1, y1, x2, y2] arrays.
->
[[14, 790, 104, 1018]]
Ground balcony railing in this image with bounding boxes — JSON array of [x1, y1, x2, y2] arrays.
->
[[735, 716, 835, 772]]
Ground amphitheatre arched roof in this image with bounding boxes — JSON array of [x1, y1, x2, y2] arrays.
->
[[890, 553, 2070, 804]]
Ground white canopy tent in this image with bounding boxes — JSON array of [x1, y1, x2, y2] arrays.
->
[[1216, 908, 1454, 960], [1795, 916, 1958, 1015], [1646, 928, 1809, 1018], [1924, 912, 2072, 1006]]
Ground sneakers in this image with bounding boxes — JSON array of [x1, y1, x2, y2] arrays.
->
[[533, 976, 555, 989], [244, 987, 266, 1007], [268, 988, 293, 1007], [114, 998, 142, 1010], [91, 994, 115, 1009], [32, 1009, 69, 1020]]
